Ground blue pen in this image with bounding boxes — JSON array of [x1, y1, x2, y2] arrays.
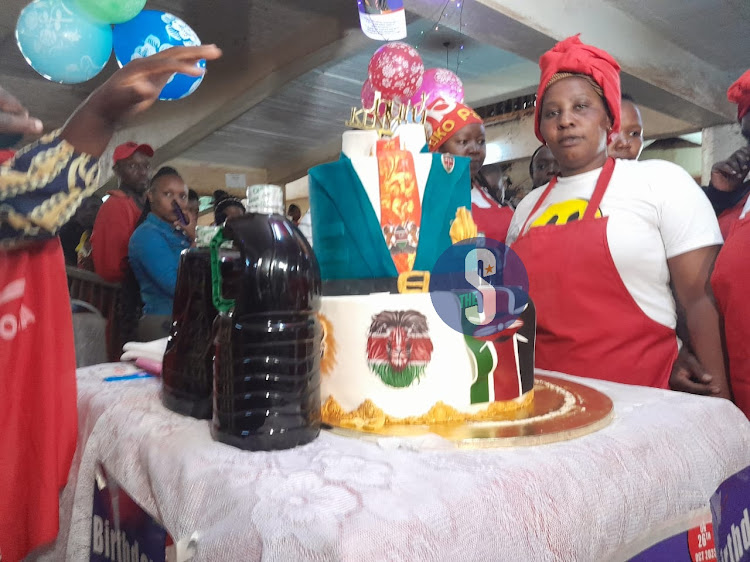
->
[[103, 372, 156, 383]]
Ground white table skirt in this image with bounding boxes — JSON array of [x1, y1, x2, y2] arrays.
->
[[44, 363, 750, 561]]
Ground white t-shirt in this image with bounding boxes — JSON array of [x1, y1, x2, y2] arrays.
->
[[507, 159, 723, 329], [298, 211, 313, 247]]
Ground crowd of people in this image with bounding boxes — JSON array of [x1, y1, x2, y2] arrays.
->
[[2, 29, 750, 560]]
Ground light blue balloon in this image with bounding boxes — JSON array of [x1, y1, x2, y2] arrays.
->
[[113, 10, 205, 101], [16, 0, 112, 84]]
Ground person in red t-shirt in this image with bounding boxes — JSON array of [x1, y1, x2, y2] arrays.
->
[[0, 44, 222, 562], [90, 142, 154, 282]]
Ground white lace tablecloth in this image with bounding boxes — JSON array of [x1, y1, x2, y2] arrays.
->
[[47, 363, 750, 562]]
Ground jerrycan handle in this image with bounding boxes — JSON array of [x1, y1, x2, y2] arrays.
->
[[210, 228, 235, 313]]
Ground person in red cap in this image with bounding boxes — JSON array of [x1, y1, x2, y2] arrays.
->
[[425, 97, 515, 243], [507, 35, 730, 397], [709, 69, 750, 419], [90, 140, 155, 283], [0, 44, 222, 561]]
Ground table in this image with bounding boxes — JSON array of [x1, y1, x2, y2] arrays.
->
[[47, 363, 750, 561]]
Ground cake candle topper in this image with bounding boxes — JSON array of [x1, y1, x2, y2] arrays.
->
[[346, 90, 428, 137]]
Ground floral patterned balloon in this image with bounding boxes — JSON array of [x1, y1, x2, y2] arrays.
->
[[409, 68, 464, 107], [113, 10, 204, 100], [367, 42, 424, 101], [16, 0, 112, 84]]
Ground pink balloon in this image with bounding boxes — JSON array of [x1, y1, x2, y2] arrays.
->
[[367, 42, 424, 101], [410, 68, 464, 107], [360, 79, 386, 116]]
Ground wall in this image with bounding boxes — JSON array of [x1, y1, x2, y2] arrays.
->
[[165, 158, 267, 198], [641, 146, 702, 181]]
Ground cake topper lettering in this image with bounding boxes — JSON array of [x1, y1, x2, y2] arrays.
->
[[346, 90, 428, 136]]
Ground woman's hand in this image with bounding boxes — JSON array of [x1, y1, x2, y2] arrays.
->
[[669, 346, 720, 395], [175, 210, 197, 244], [668, 246, 732, 400], [62, 44, 222, 157]]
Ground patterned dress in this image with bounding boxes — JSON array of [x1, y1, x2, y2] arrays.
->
[[0, 131, 100, 561]]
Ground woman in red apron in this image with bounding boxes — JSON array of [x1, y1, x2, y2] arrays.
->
[[424, 98, 514, 244], [712, 197, 750, 418], [0, 45, 222, 562], [710, 73, 750, 418], [507, 35, 730, 396]]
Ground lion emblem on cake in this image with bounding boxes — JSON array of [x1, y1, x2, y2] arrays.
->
[[366, 310, 434, 388]]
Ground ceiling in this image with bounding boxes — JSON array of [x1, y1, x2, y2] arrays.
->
[[180, 19, 535, 173], [0, 0, 748, 187], [600, 0, 750, 74]]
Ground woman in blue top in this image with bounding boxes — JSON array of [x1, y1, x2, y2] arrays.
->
[[129, 168, 195, 340]]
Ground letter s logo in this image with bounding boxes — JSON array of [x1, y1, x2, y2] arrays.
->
[[464, 248, 495, 325]]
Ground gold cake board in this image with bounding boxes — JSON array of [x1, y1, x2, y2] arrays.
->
[[323, 375, 614, 448]]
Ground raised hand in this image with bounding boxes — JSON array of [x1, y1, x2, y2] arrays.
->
[[710, 145, 750, 192], [62, 44, 222, 157]]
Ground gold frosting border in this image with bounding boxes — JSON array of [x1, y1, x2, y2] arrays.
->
[[322, 390, 535, 431]]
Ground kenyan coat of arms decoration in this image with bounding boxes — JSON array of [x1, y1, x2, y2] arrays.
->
[[441, 153, 455, 174], [366, 310, 434, 388]]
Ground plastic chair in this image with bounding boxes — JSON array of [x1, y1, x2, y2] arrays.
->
[[71, 299, 108, 367]]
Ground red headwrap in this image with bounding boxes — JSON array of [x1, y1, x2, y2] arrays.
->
[[424, 98, 484, 151], [727, 69, 750, 122], [534, 34, 621, 143], [0, 149, 16, 164]]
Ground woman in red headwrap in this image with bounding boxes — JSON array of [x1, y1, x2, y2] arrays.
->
[[506, 35, 730, 396], [425, 98, 514, 243], [709, 70, 750, 418]]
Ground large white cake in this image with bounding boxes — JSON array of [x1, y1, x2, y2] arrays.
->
[[310, 125, 535, 429], [319, 292, 535, 429]]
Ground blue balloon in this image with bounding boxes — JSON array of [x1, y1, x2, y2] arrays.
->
[[113, 10, 205, 101], [16, 0, 112, 84]]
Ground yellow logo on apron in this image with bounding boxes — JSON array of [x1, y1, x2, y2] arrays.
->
[[530, 198, 602, 228]]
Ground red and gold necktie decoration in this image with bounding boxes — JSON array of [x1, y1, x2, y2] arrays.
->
[[376, 137, 421, 273]]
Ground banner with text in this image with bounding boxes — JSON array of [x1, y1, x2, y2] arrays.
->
[[711, 465, 750, 562], [630, 522, 716, 562], [357, 0, 406, 41], [90, 463, 173, 562]]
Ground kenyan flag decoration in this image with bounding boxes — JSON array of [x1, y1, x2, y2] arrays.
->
[[366, 310, 434, 388]]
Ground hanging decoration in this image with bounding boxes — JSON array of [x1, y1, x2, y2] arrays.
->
[[409, 68, 464, 107], [68, 0, 147, 24], [357, 0, 407, 41], [113, 10, 205, 101], [367, 42, 424, 102], [15, 0, 113, 84]]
